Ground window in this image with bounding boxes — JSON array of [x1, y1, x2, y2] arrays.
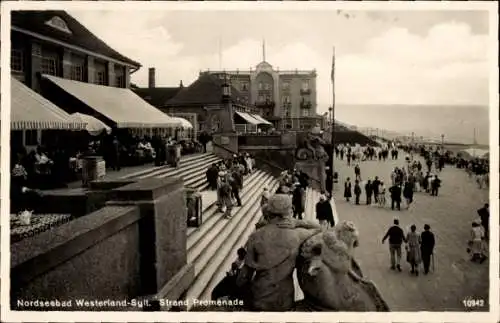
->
[[282, 95, 290, 104], [24, 130, 38, 146], [264, 83, 272, 90], [95, 71, 106, 85], [265, 95, 271, 102], [70, 64, 84, 81], [282, 81, 290, 90], [11, 49, 24, 72], [258, 82, 263, 90], [301, 109, 310, 117], [258, 95, 264, 102], [45, 16, 72, 34], [116, 75, 125, 88], [240, 82, 249, 91], [302, 79, 310, 91], [41, 56, 58, 76]]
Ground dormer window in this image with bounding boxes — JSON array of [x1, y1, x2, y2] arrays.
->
[[45, 16, 72, 34]]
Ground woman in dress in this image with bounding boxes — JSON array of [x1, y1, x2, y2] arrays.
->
[[344, 177, 352, 202], [378, 181, 386, 207], [469, 220, 486, 263], [406, 224, 422, 276]]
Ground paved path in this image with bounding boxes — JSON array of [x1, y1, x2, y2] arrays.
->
[[332, 153, 489, 311]]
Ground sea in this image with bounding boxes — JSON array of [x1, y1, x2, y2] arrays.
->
[[335, 104, 490, 146]]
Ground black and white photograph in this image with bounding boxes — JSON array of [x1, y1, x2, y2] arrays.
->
[[1, 1, 498, 321]]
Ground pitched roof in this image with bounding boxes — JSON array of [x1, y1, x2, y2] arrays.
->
[[165, 73, 245, 106], [11, 10, 140, 67], [133, 87, 182, 108]]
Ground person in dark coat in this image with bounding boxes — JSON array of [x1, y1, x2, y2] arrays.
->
[[403, 181, 414, 209], [389, 183, 402, 211], [344, 177, 352, 202], [354, 180, 362, 205], [372, 176, 381, 203], [420, 224, 435, 275], [231, 169, 243, 207], [316, 194, 335, 229], [206, 164, 219, 190], [431, 175, 441, 196], [354, 164, 361, 181], [365, 180, 373, 205], [292, 183, 305, 220], [477, 203, 489, 240]]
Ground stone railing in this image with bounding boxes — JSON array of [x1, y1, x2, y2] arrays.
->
[[11, 177, 194, 311]]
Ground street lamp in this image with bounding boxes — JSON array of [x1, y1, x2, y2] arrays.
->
[[441, 134, 445, 148]]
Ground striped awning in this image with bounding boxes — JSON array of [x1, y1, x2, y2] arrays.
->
[[10, 77, 86, 130], [250, 113, 273, 125], [172, 117, 193, 129], [235, 111, 260, 125], [43, 75, 181, 129]]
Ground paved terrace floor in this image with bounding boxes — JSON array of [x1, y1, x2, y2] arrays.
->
[[332, 152, 490, 311]]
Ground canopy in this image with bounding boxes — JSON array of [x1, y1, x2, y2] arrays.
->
[[172, 117, 193, 129], [43, 75, 181, 129], [250, 114, 273, 126], [235, 111, 260, 125], [70, 112, 112, 136], [9, 77, 86, 130]]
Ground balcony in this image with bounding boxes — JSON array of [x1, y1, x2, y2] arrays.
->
[[300, 88, 311, 95], [300, 101, 312, 109]]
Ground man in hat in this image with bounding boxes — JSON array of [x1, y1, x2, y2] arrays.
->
[[237, 194, 321, 311], [420, 224, 435, 275]]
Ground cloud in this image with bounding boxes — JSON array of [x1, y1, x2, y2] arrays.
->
[[71, 11, 490, 113]]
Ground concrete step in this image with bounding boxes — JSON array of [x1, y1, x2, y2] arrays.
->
[[184, 171, 276, 306], [197, 179, 279, 302], [187, 171, 267, 246], [121, 153, 213, 179]]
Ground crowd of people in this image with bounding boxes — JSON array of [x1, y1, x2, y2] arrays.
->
[[205, 153, 255, 219]]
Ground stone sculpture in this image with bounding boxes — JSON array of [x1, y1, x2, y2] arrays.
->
[[296, 221, 390, 311], [296, 125, 329, 162]]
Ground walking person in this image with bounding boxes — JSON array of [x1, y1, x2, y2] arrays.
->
[[382, 218, 406, 271], [230, 169, 243, 207], [378, 181, 386, 207], [316, 194, 335, 231], [420, 224, 435, 275], [403, 181, 414, 209], [344, 177, 352, 202], [430, 175, 441, 196], [405, 225, 422, 276], [365, 179, 373, 205], [468, 220, 487, 263], [292, 182, 305, 220], [389, 183, 402, 211], [354, 180, 362, 205], [477, 203, 489, 241], [354, 164, 361, 181], [372, 176, 381, 203]]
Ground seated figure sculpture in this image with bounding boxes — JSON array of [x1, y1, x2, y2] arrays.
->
[[296, 221, 390, 311]]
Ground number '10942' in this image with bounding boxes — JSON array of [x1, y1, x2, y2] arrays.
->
[[462, 298, 485, 308]]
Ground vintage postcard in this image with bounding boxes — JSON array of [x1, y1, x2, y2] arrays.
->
[[1, 1, 498, 322]]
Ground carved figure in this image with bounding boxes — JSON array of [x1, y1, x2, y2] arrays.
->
[[296, 221, 390, 311], [296, 125, 329, 162]]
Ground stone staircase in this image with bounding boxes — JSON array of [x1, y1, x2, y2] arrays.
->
[[119, 153, 339, 309], [120, 153, 222, 190]]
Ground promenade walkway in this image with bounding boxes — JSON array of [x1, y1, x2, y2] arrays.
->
[[333, 152, 490, 311]]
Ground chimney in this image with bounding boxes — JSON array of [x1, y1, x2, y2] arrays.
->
[[148, 67, 156, 88]]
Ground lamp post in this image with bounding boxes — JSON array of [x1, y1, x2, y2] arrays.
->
[[441, 134, 444, 149], [220, 73, 234, 133]]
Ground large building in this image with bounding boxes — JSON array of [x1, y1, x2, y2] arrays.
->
[[200, 43, 318, 121], [9, 10, 179, 150]]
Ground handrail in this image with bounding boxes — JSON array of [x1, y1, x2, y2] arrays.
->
[[211, 141, 323, 185]]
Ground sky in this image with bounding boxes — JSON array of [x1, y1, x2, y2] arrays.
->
[[69, 8, 491, 115]]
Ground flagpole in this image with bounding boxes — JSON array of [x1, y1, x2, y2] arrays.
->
[[330, 46, 336, 196]]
